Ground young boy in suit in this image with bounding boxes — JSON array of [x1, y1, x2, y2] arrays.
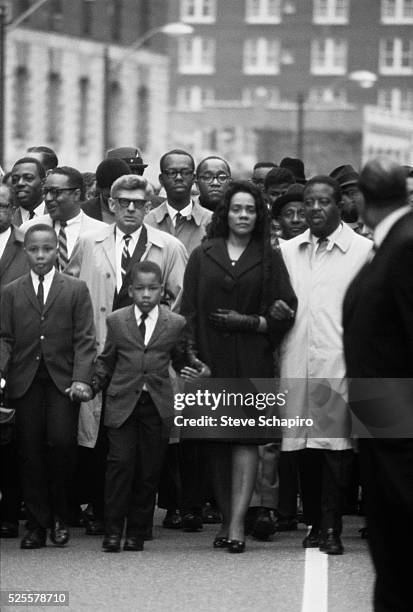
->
[[0, 224, 96, 549], [94, 260, 209, 552]]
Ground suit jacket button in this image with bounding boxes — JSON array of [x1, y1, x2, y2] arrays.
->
[[40, 316, 45, 321], [106, 273, 111, 278], [40, 335, 45, 340], [35, 356, 40, 360]]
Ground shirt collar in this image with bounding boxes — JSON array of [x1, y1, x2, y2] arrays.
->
[[298, 222, 351, 253], [134, 304, 159, 321], [30, 267, 55, 283], [373, 205, 411, 249], [166, 201, 193, 221], [115, 225, 142, 241], [55, 211, 82, 228]]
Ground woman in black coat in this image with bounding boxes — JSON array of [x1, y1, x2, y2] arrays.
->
[[180, 180, 297, 553]]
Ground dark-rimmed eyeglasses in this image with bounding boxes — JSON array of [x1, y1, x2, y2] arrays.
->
[[197, 172, 230, 184], [43, 187, 78, 198], [162, 169, 194, 179], [114, 198, 147, 209]]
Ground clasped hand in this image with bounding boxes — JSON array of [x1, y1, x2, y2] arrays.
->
[[269, 300, 295, 320], [209, 309, 259, 331], [65, 381, 93, 402]]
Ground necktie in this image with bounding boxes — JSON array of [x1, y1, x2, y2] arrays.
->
[[121, 234, 132, 281], [37, 274, 44, 309], [139, 312, 148, 343], [57, 221, 68, 271], [28, 210, 35, 220], [175, 212, 185, 231], [316, 237, 328, 255]]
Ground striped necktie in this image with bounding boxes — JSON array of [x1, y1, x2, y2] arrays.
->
[[121, 234, 132, 281], [57, 221, 68, 271]]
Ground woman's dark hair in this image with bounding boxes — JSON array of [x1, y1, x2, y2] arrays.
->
[[206, 179, 273, 313], [206, 179, 268, 240]]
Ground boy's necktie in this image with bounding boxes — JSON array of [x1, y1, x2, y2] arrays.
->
[[37, 274, 44, 308], [139, 312, 148, 342]]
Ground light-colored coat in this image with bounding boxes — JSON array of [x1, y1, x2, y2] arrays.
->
[[66, 222, 188, 447], [279, 223, 372, 451]]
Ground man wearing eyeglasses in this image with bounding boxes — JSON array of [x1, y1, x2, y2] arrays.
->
[[10, 157, 47, 226], [20, 167, 106, 272], [144, 149, 212, 255], [196, 156, 232, 212]]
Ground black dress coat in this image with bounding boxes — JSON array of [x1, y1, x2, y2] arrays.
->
[[181, 237, 297, 378]]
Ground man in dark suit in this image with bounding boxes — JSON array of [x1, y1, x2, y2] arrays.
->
[[343, 159, 413, 611], [0, 224, 96, 549], [0, 185, 29, 290]]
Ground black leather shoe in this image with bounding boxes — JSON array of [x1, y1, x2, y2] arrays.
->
[[359, 526, 368, 539], [319, 529, 344, 555], [202, 503, 222, 524], [227, 540, 245, 554], [123, 537, 144, 551], [251, 508, 276, 541], [50, 519, 70, 547], [213, 536, 229, 549], [302, 526, 320, 548], [20, 528, 46, 549], [276, 516, 298, 532], [102, 534, 121, 552], [0, 522, 19, 538], [162, 509, 183, 529], [85, 519, 105, 536], [182, 512, 203, 532]]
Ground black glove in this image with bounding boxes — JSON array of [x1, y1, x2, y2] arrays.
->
[[209, 309, 260, 332]]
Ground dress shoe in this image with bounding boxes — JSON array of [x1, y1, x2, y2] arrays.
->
[[275, 516, 298, 532], [302, 526, 320, 548], [20, 528, 47, 549], [85, 519, 105, 536], [227, 540, 246, 554], [319, 529, 344, 555], [102, 534, 121, 552], [162, 509, 182, 529], [213, 536, 229, 549], [144, 527, 153, 541], [123, 537, 144, 551], [50, 519, 70, 547], [359, 526, 368, 539], [202, 503, 222, 524], [182, 512, 203, 532], [251, 508, 276, 541], [0, 522, 19, 538]]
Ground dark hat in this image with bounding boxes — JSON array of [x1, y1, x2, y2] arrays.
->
[[95, 159, 131, 189], [106, 147, 148, 171], [280, 157, 306, 184], [264, 167, 295, 190], [329, 164, 359, 187], [271, 183, 304, 218]]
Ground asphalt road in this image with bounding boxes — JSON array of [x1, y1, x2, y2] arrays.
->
[[1, 514, 374, 612]]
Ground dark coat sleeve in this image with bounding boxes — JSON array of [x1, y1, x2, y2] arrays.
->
[[93, 317, 117, 391], [180, 245, 201, 346], [71, 280, 97, 384], [0, 285, 14, 376], [264, 249, 298, 347]]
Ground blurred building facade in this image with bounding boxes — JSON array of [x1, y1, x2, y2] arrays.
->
[[7, 0, 413, 174]]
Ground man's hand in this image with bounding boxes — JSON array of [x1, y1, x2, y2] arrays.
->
[[269, 300, 295, 320], [180, 362, 211, 381], [65, 381, 93, 402], [209, 309, 260, 331]]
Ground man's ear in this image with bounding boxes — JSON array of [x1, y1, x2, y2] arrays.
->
[[158, 173, 165, 189], [128, 285, 133, 298], [108, 197, 116, 214]]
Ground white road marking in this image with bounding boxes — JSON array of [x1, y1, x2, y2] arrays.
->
[[301, 548, 328, 612]]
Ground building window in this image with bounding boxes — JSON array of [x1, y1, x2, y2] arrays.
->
[[379, 38, 413, 74], [313, 0, 349, 23], [245, 0, 281, 23], [108, 0, 122, 41], [311, 38, 347, 75], [309, 87, 347, 104], [78, 77, 90, 148], [242, 87, 280, 106], [178, 36, 215, 74], [377, 88, 413, 113], [381, 0, 413, 23], [136, 85, 149, 151], [176, 86, 214, 110], [46, 72, 62, 145], [48, 0, 63, 31], [243, 38, 280, 74], [180, 0, 216, 22], [81, 0, 94, 36], [108, 82, 122, 148], [13, 66, 30, 140]]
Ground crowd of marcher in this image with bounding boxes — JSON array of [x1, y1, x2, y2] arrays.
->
[[1, 144, 412, 611]]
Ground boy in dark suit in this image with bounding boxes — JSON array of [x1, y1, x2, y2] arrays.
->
[[94, 260, 208, 552], [0, 224, 96, 549]]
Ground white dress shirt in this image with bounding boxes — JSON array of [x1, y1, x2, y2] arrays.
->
[[30, 267, 55, 303], [166, 201, 192, 226], [0, 226, 12, 260], [115, 226, 142, 292], [20, 202, 45, 223], [54, 211, 82, 259], [134, 304, 159, 345]]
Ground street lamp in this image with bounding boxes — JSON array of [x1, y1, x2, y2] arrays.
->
[[0, 0, 51, 167], [102, 22, 194, 155], [296, 70, 378, 158]]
